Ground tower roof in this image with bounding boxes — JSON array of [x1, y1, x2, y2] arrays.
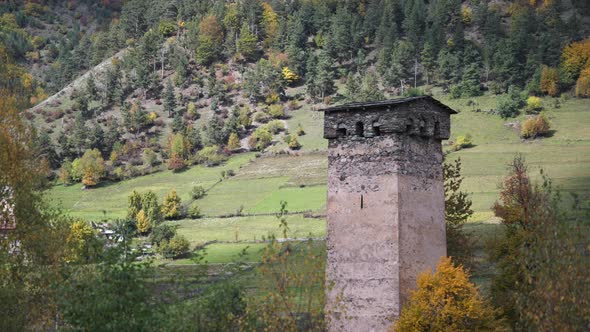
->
[[318, 96, 457, 114]]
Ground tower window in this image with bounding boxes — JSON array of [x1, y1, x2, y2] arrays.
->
[[355, 121, 364, 137], [337, 123, 347, 137], [372, 121, 381, 137], [360, 195, 364, 209]]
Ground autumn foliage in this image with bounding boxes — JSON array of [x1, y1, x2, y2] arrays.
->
[[521, 114, 550, 139], [393, 257, 497, 332], [539, 66, 560, 97]]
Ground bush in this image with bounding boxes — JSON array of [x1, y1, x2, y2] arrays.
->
[[296, 124, 305, 136], [452, 134, 473, 151], [191, 185, 206, 200], [540, 66, 560, 97], [253, 111, 271, 123], [268, 104, 285, 118], [197, 145, 227, 166], [575, 68, 590, 97], [521, 114, 550, 139], [150, 224, 176, 246], [265, 120, 285, 134], [393, 257, 497, 331], [189, 203, 201, 219], [288, 135, 301, 150], [525, 96, 543, 114], [159, 234, 190, 259], [496, 86, 525, 118], [249, 127, 273, 151], [449, 85, 462, 99]]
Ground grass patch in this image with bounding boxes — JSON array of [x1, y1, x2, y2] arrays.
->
[[172, 214, 326, 246]]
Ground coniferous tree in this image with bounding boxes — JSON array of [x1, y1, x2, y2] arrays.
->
[[345, 72, 361, 102], [460, 64, 482, 97], [237, 23, 258, 61], [72, 113, 88, 157], [163, 79, 176, 117], [89, 122, 105, 155]]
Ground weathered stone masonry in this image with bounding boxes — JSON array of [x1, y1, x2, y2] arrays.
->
[[321, 96, 456, 332]]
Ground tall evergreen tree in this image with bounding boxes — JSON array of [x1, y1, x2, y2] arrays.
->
[[163, 80, 176, 117]]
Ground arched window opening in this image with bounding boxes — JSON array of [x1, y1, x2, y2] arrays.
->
[[372, 121, 381, 137], [337, 123, 347, 137], [355, 121, 364, 137]]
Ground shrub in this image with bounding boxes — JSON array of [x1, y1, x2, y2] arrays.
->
[[159, 235, 190, 259], [150, 224, 176, 246], [249, 127, 273, 151], [191, 185, 206, 200], [268, 104, 285, 118], [265, 120, 285, 134], [525, 96, 543, 114], [521, 114, 550, 139], [197, 145, 227, 166], [296, 124, 305, 136], [167, 155, 186, 172], [253, 111, 271, 123], [189, 203, 201, 219], [452, 134, 473, 151], [449, 85, 462, 99], [496, 86, 525, 118], [288, 135, 301, 150], [142, 148, 157, 167]]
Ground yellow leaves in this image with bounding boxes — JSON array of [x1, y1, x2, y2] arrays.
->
[[136, 209, 151, 234], [393, 257, 497, 332], [561, 38, 590, 83], [540, 65, 560, 97], [282, 67, 300, 84], [261, 2, 279, 49], [521, 114, 550, 139], [462, 6, 472, 25]]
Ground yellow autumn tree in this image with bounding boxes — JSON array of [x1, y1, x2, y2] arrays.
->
[[78, 149, 105, 187], [575, 67, 590, 97], [65, 220, 100, 263], [560, 37, 590, 84], [261, 2, 279, 49], [227, 132, 241, 151], [392, 257, 499, 332], [540, 66, 560, 97], [136, 209, 151, 234]]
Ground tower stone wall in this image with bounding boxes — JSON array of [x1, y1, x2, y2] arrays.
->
[[321, 97, 455, 332]]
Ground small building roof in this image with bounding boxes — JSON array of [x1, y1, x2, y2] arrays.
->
[[318, 96, 457, 114]]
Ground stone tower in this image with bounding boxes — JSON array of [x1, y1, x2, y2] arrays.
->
[[320, 96, 456, 332]]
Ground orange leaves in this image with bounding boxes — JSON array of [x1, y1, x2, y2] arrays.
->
[[540, 65, 560, 97], [393, 257, 497, 331], [561, 38, 590, 83]]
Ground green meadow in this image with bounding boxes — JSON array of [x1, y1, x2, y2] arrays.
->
[[50, 93, 590, 268]]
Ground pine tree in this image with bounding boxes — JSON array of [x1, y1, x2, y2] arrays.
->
[[360, 71, 385, 102], [421, 42, 436, 85], [237, 23, 258, 61], [345, 72, 361, 102], [315, 50, 335, 100], [163, 79, 176, 117], [89, 122, 105, 154], [388, 40, 415, 93], [171, 112, 185, 133], [86, 75, 97, 100], [460, 63, 482, 97]]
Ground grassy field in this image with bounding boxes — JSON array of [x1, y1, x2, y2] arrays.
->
[[49, 93, 590, 280]]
